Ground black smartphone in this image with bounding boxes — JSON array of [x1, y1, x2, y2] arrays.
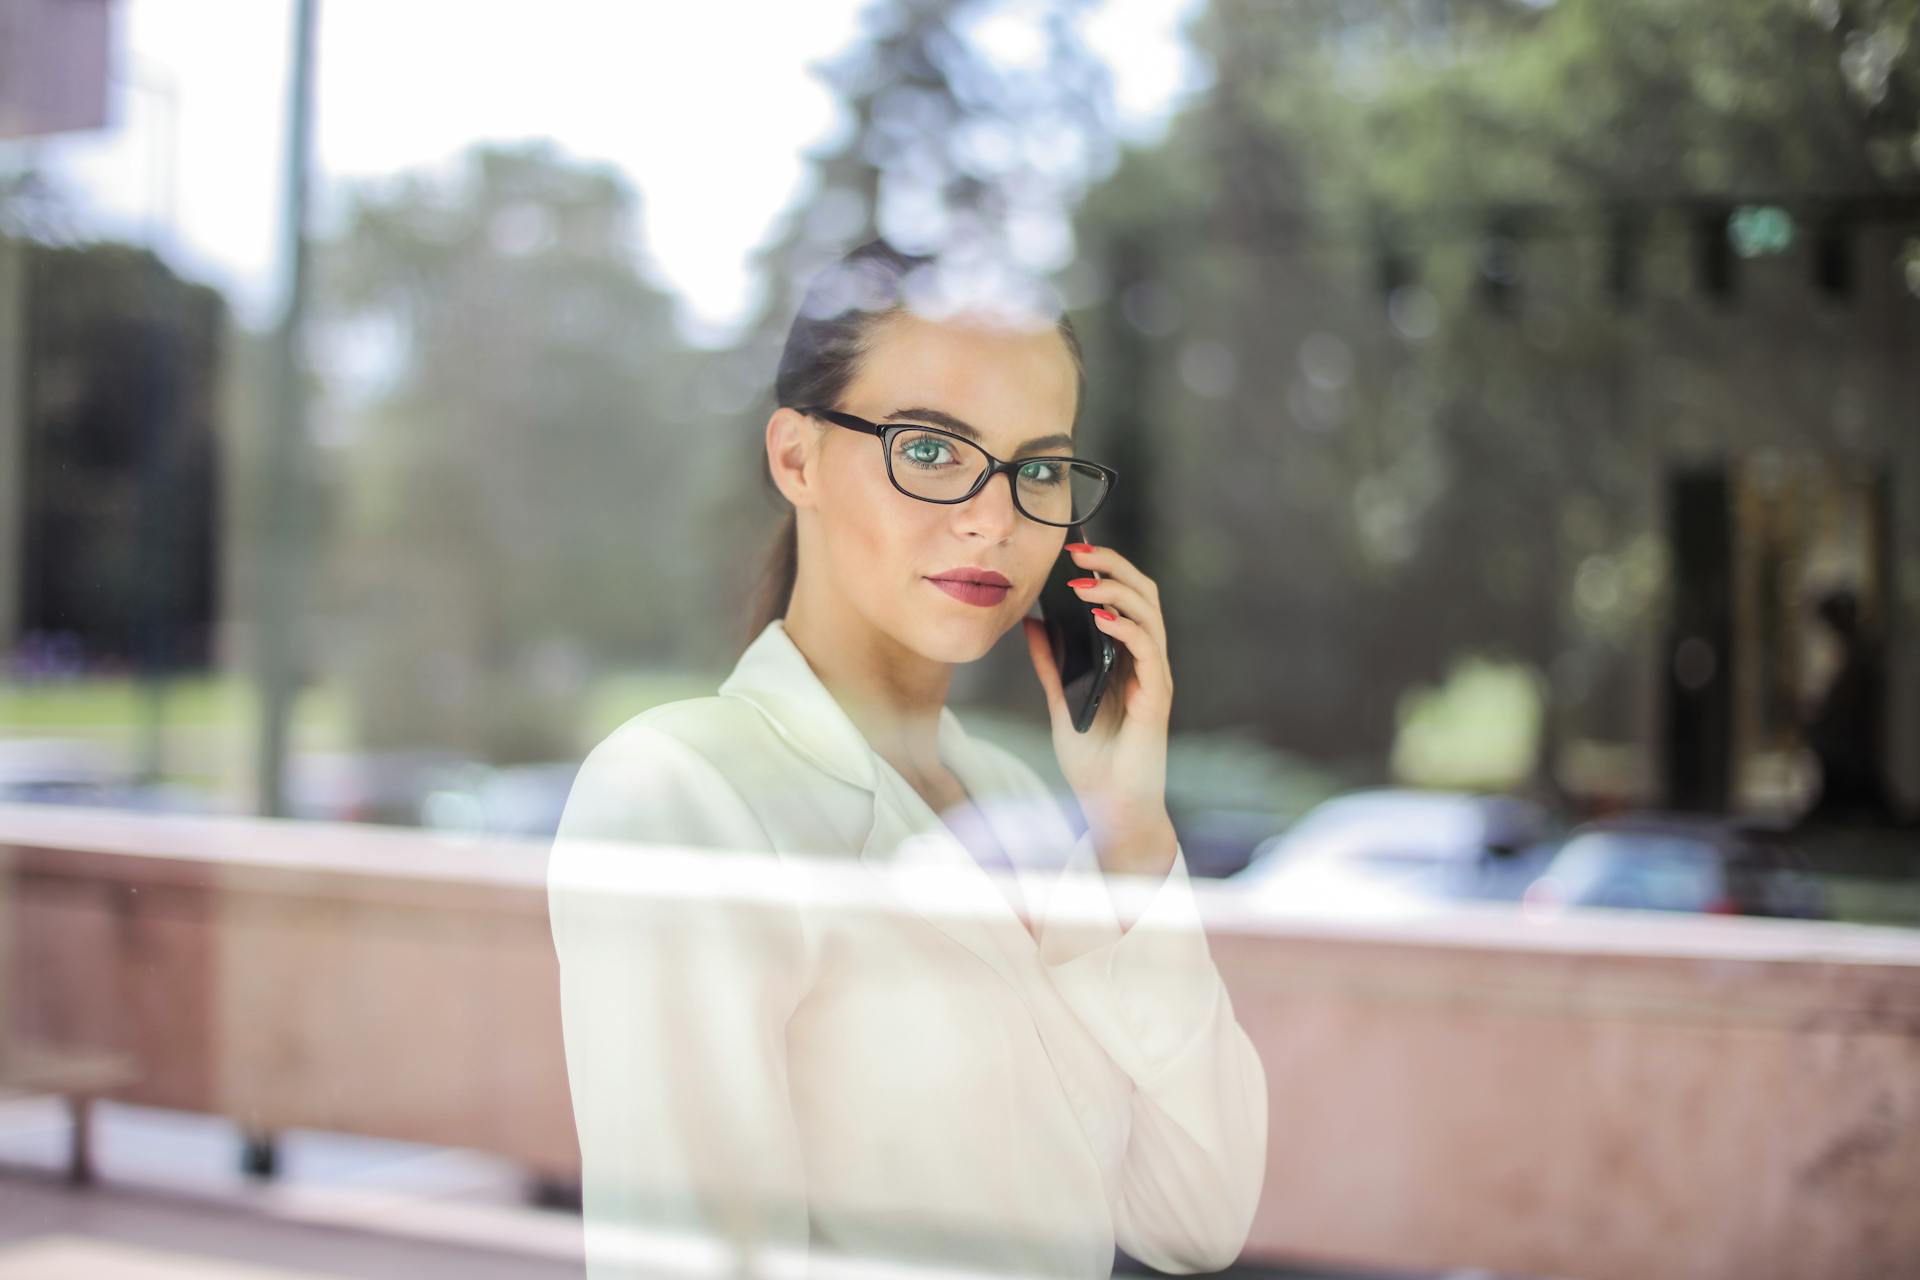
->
[[1037, 523, 1117, 733]]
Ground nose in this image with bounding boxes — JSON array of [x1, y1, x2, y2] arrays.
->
[[954, 468, 1023, 540]]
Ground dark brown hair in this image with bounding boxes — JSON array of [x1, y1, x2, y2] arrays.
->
[[742, 238, 1085, 647]]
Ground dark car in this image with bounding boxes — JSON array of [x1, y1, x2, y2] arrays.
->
[[1522, 811, 1828, 919]]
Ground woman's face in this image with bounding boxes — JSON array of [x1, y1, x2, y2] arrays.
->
[[786, 309, 1080, 666]]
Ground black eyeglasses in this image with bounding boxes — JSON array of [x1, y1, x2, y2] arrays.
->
[[793, 406, 1117, 528]]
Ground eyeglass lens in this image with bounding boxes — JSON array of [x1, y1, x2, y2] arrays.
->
[[887, 428, 1108, 524]]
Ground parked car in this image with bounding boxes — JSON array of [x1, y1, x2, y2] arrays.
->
[[0, 738, 217, 813], [419, 760, 582, 838], [1521, 811, 1828, 919], [1167, 805, 1297, 879], [1231, 787, 1562, 911], [285, 748, 478, 825]]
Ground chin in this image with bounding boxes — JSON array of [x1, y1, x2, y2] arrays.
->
[[913, 615, 1004, 665]]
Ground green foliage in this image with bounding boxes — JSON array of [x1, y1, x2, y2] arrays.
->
[[1065, 0, 1918, 778], [315, 141, 718, 762], [1391, 654, 1547, 789], [264, 0, 1919, 788]]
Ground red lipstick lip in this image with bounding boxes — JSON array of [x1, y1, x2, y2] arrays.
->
[[928, 567, 1012, 588]]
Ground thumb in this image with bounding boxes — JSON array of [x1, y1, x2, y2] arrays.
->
[[1022, 616, 1070, 733]]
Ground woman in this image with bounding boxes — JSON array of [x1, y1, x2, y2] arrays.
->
[[547, 239, 1268, 1280]]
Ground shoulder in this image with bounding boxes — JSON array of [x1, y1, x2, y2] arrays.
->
[[549, 700, 815, 973], [592, 695, 748, 756], [581, 695, 789, 776], [557, 697, 778, 851]]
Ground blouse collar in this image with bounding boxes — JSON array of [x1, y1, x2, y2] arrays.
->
[[716, 616, 975, 798], [715, 617, 1116, 992]]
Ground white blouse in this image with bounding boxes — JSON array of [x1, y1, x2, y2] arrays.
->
[[546, 617, 1268, 1280]]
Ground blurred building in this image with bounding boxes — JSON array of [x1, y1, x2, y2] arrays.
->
[[1664, 457, 1900, 819], [2, 0, 115, 664], [0, 236, 225, 674], [0, 0, 223, 676], [0, 0, 112, 142]]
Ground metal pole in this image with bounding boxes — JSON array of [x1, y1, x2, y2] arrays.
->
[[121, 61, 179, 786], [255, 0, 317, 818], [0, 227, 23, 666]]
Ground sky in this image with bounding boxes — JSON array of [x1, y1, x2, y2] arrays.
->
[[2, 0, 1209, 346]]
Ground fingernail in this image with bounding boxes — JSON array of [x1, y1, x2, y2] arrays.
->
[[1067, 577, 1097, 588], [1091, 607, 1117, 621], [1064, 543, 1094, 553]]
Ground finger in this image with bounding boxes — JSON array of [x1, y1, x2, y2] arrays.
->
[[1021, 616, 1072, 734], [1063, 541, 1167, 662], [1064, 542, 1161, 612], [1063, 574, 1166, 659], [1088, 606, 1172, 708]]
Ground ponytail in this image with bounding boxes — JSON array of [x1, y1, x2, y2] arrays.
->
[[741, 508, 799, 653]]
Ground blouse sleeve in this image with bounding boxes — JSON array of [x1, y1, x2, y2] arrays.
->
[[1036, 827, 1270, 1275], [546, 721, 816, 1280]]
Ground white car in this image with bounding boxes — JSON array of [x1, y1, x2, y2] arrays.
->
[[1232, 787, 1559, 914]]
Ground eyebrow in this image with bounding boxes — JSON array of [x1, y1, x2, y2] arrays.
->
[[884, 406, 1076, 457]]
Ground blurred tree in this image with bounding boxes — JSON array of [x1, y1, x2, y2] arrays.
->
[[0, 167, 85, 245], [1067, 0, 1919, 787], [746, 0, 1115, 333], [1829, 0, 1920, 180], [316, 140, 708, 762]]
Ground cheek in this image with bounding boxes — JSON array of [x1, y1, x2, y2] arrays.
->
[[822, 458, 927, 570]]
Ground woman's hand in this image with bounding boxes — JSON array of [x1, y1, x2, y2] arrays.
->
[[1021, 541, 1178, 878]]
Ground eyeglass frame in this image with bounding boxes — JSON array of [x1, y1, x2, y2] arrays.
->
[[790, 405, 1118, 528]]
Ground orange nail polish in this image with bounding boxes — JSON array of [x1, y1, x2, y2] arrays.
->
[[1067, 577, 1098, 588], [1064, 542, 1094, 553], [1091, 607, 1117, 621]]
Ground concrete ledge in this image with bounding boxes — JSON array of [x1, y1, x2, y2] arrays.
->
[[5, 803, 1918, 1280]]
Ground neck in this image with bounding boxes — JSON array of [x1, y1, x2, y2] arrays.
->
[[781, 588, 954, 784]]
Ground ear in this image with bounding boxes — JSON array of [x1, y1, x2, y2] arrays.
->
[[766, 408, 825, 510]]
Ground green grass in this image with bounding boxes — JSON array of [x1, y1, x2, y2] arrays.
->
[[1, 666, 731, 769], [0, 673, 350, 741], [0, 674, 353, 797]]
